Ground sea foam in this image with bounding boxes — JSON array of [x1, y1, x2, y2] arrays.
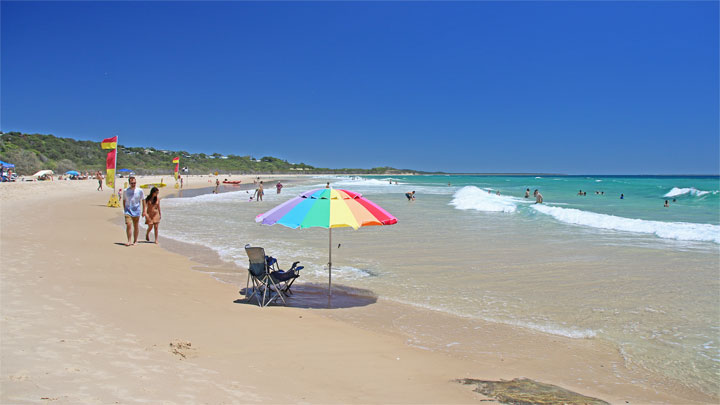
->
[[531, 204, 720, 244], [450, 186, 519, 213], [663, 187, 714, 198]]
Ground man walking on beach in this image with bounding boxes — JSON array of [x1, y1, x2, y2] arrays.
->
[[96, 171, 103, 191], [123, 176, 146, 246]]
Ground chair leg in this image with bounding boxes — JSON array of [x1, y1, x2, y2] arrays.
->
[[269, 277, 287, 305], [261, 279, 269, 307], [248, 277, 262, 307]]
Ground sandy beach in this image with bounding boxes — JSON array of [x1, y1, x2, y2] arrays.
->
[[1, 175, 715, 404]]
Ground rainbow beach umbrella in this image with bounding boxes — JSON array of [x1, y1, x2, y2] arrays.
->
[[256, 188, 397, 295]]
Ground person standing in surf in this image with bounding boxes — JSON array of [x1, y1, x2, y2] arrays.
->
[[254, 181, 264, 202]]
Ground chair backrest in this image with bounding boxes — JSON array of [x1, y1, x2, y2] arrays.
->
[[245, 246, 268, 278]]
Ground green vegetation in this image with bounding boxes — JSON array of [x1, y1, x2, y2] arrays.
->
[[0, 132, 420, 176]]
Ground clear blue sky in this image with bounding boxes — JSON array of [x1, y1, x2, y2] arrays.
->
[[2, 1, 718, 174]]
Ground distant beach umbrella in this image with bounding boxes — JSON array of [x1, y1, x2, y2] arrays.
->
[[255, 188, 397, 297], [0, 160, 15, 168], [65, 170, 80, 176], [117, 168, 133, 173], [32, 170, 54, 177]]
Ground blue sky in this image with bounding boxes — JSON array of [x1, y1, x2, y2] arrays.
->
[[2, 1, 718, 174]]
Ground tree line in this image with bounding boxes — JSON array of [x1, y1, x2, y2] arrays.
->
[[0, 132, 418, 176]]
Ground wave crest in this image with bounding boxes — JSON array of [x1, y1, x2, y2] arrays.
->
[[664, 187, 715, 198], [531, 205, 720, 244], [450, 186, 519, 213]]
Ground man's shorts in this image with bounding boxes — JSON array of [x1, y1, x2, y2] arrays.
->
[[125, 214, 140, 225]]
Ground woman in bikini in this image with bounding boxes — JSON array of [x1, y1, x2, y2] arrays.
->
[[144, 187, 162, 244]]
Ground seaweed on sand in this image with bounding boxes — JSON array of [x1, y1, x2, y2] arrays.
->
[[456, 377, 609, 405]]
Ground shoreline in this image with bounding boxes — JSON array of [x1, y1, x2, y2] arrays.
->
[[1, 175, 716, 403], [151, 178, 716, 402], [152, 211, 715, 403]]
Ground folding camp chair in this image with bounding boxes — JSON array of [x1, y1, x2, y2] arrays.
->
[[244, 245, 303, 307]]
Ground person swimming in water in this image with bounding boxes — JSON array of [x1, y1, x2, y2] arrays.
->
[[525, 188, 530, 198]]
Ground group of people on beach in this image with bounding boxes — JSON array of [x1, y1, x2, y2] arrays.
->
[[209, 176, 284, 202], [250, 180, 284, 201], [122, 176, 162, 246]]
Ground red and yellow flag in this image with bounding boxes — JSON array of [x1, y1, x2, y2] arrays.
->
[[173, 157, 180, 181], [106, 149, 116, 188], [101, 136, 117, 150]]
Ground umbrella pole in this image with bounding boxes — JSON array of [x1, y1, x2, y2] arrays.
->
[[328, 227, 332, 296]]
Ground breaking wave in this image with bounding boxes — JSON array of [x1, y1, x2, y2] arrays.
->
[[531, 205, 720, 244], [449, 186, 520, 213], [664, 187, 716, 198]]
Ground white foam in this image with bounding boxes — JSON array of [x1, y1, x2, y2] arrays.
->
[[449, 186, 519, 213], [306, 265, 374, 281], [332, 177, 404, 187], [311, 176, 456, 196], [664, 187, 714, 198], [383, 298, 598, 340], [531, 204, 720, 244], [495, 319, 597, 339]]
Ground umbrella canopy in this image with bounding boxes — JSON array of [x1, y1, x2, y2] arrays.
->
[[0, 160, 15, 168], [117, 168, 133, 173], [256, 188, 397, 229], [256, 188, 397, 297], [32, 170, 54, 177], [65, 170, 80, 176]]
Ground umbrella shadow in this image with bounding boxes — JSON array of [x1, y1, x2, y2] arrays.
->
[[235, 283, 377, 309]]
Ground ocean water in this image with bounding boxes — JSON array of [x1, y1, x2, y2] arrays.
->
[[160, 175, 719, 397]]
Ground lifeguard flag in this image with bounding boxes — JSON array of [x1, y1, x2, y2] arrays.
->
[[101, 136, 117, 150], [106, 149, 116, 188], [173, 157, 180, 180]]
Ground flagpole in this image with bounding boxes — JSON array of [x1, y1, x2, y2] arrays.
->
[[114, 137, 117, 197], [328, 227, 332, 297]]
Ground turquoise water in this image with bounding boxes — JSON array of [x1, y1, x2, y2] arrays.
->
[[160, 174, 719, 397], [399, 174, 720, 226]]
